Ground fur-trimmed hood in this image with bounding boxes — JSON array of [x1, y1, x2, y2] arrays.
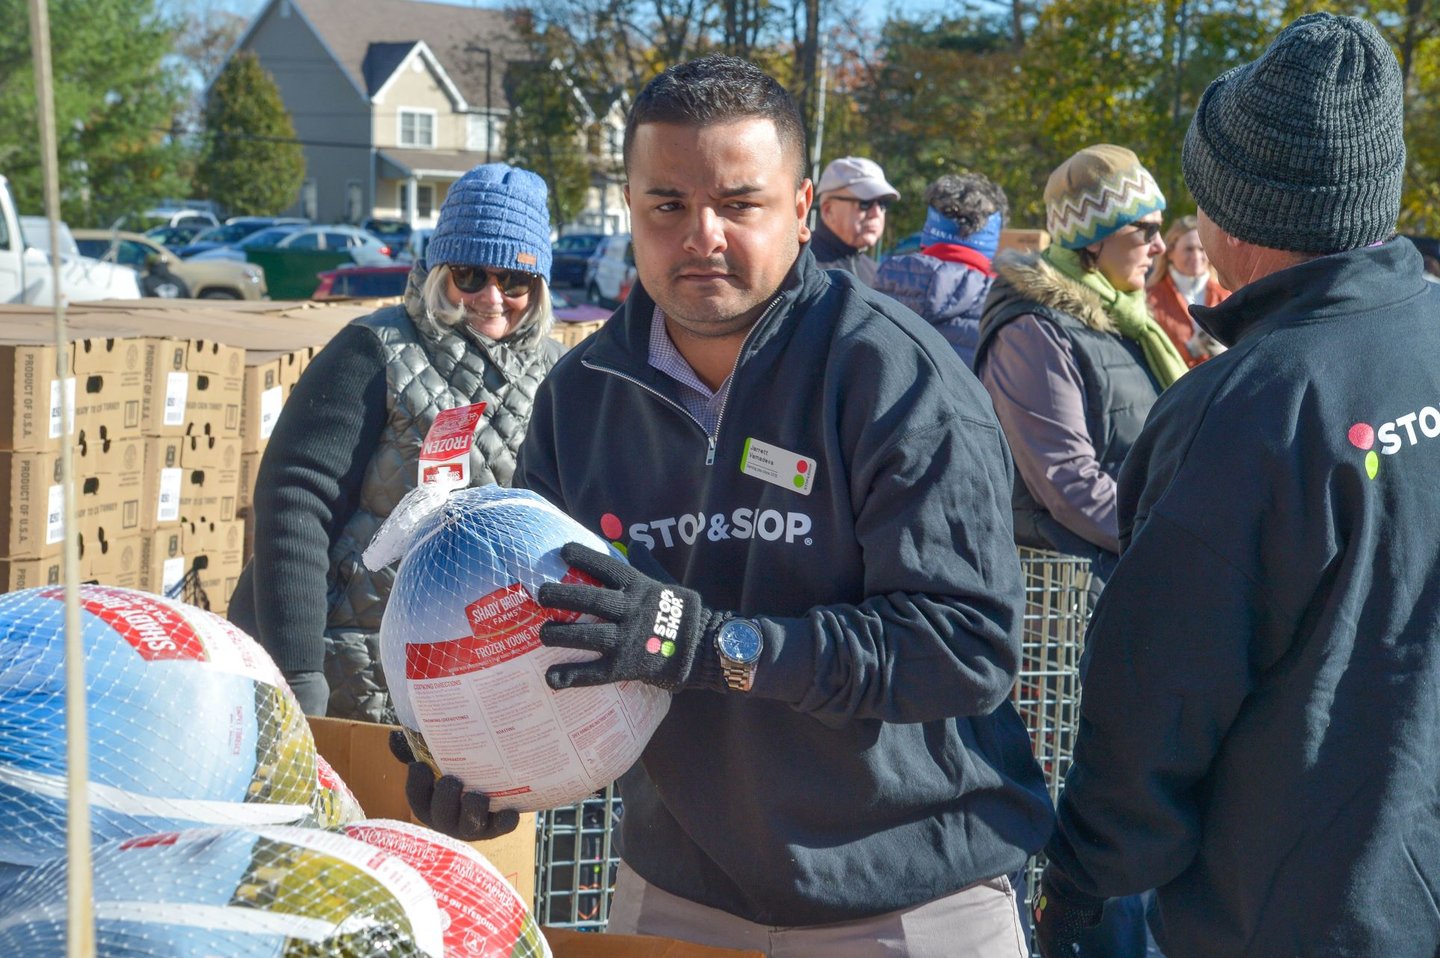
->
[[988, 249, 1115, 334]]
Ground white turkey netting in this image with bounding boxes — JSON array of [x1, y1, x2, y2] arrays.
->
[[0, 825, 447, 957], [344, 819, 550, 958], [0, 585, 328, 868], [370, 484, 670, 813]]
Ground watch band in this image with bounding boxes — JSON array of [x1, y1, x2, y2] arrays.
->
[[720, 659, 755, 693]]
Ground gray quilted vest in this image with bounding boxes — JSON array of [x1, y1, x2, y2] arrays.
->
[[324, 302, 558, 722]]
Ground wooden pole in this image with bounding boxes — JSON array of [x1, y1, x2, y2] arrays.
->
[[26, 0, 95, 955]]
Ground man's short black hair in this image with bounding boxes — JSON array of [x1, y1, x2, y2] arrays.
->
[[923, 173, 1009, 236], [623, 55, 808, 185]]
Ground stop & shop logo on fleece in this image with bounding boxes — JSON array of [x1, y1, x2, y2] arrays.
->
[[598, 508, 814, 552], [1348, 404, 1440, 478]]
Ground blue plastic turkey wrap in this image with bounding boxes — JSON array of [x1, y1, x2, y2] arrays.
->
[[0, 586, 318, 866], [373, 484, 670, 812], [0, 826, 443, 957]]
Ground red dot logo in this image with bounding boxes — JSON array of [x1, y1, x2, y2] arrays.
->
[[1347, 423, 1375, 450], [795, 460, 808, 474], [600, 513, 624, 540]]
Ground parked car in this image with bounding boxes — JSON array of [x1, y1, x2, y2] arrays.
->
[[551, 232, 606, 288], [17, 215, 141, 302], [73, 229, 267, 300], [585, 233, 635, 307], [361, 217, 413, 254], [396, 227, 435, 265], [144, 222, 212, 249], [175, 217, 309, 259], [138, 206, 220, 230], [273, 225, 394, 265], [187, 224, 308, 262]]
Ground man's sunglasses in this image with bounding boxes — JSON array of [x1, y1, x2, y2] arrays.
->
[[449, 265, 536, 297], [830, 196, 892, 212], [1125, 221, 1163, 243]]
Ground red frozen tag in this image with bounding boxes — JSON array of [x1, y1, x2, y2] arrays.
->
[[419, 402, 486, 487]]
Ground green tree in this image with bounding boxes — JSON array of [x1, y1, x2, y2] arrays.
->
[[0, 0, 190, 225], [196, 50, 305, 216], [503, 56, 591, 229]]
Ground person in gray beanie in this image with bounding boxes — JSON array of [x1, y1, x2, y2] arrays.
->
[[1032, 13, 1440, 958], [229, 163, 561, 765]]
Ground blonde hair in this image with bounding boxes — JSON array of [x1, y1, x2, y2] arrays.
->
[[1147, 214, 1212, 288], [420, 263, 554, 349]]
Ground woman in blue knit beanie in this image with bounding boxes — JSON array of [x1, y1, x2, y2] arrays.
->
[[230, 163, 563, 749]]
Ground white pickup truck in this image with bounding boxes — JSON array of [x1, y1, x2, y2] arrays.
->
[[0, 173, 141, 305]]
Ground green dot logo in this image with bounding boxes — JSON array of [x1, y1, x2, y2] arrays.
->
[[1348, 422, 1379, 479], [660, 640, 676, 657], [792, 474, 805, 488]]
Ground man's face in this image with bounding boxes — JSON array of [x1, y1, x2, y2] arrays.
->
[[1087, 212, 1165, 292], [820, 192, 887, 250], [1196, 209, 1237, 291], [625, 118, 811, 340]]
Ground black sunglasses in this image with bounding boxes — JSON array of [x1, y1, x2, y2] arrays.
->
[[449, 265, 536, 297], [830, 196, 892, 212], [1126, 221, 1162, 243]]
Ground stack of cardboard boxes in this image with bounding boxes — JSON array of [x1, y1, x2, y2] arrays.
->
[[0, 301, 367, 612]]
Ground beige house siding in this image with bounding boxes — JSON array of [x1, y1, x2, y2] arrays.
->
[[372, 56, 467, 151]]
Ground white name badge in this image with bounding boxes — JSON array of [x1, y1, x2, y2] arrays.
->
[[739, 437, 815, 496]]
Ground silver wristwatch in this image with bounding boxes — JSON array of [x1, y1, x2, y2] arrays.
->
[[714, 617, 763, 692]]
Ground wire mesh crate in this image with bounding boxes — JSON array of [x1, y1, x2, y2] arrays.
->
[[533, 548, 1093, 930], [533, 784, 623, 931], [1012, 546, 1093, 902]]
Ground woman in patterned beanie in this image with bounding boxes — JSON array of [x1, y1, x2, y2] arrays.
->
[[228, 163, 562, 726]]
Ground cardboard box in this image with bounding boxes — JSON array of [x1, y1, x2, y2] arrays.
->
[[998, 228, 1050, 255], [307, 716, 538, 908], [85, 530, 142, 589], [242, 349, 307, 454], [540, 929, 763, 958], [139, 525, 186, 596], [0, 437, 144, 556], [179, 434, 241, 522], [139, 337, 192, 436], [140, 436, 186, 531], [184, 340, 244, 438], [0, 340, 73, 453], [72, 336, 145, 441], [238, 452, 262, 515], [0, 554, 63, 591], [552, 320, 605, 350], [182, 515, 244, 614]]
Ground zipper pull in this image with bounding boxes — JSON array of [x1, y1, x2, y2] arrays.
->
[[706, 435, 717, 466]]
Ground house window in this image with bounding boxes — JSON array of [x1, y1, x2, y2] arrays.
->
[[399, 109, 436, 149], [467, 114, 491, 153], [398, 182, 435, 219], [301, 179, 317, 220]]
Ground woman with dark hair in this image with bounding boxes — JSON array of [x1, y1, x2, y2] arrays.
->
[[1146, 214, 1229, 367], [228, 163, 561, 722]]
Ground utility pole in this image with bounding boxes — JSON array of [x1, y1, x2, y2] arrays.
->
[[467, 45, 494, 163]]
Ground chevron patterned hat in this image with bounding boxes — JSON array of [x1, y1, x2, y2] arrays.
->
[[1045, 145, 1166, 250]]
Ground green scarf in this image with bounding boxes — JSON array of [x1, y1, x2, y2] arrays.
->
[[1043, 245, 1188, 389]]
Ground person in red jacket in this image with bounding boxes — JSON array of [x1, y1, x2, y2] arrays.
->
[[1145, 215, 1229, 367]]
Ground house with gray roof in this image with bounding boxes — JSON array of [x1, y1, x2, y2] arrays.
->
[[222, 0, 521, 227]]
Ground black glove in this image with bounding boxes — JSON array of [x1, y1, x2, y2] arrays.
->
[[387, 730, 520, 841], [537, 542, 727, 692], [283, 669, 330, 717], [1032, 866, 1106, 958]]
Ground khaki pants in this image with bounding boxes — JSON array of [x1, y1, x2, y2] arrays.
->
[[607, 861, 1029, 958]]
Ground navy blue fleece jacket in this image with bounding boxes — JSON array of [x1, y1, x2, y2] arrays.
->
[[514, 247, 1052, 925], [1047, 238, 1440, 956]]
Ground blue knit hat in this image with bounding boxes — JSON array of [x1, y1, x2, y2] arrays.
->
[[427, 164, 552, 281]]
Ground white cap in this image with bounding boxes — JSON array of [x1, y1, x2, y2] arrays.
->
[[816, 157, 900, 201]]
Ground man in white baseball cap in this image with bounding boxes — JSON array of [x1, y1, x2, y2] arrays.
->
[[812, 156, 899, 283]]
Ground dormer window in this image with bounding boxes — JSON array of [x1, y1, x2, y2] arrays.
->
[[399, 109, 436, 148]]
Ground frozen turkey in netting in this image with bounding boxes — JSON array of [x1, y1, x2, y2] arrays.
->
[[369, 484, 670, 812], [0, 825, 445, 957], [344, 819, 551, 958], [0, 585, 322, 866]]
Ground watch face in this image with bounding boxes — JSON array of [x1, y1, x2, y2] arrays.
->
[[717, 619, 763, 664]]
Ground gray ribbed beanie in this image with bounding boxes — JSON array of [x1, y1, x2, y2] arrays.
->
[[427, 163, 553, 281], [1182, 12, 1404, 253]]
